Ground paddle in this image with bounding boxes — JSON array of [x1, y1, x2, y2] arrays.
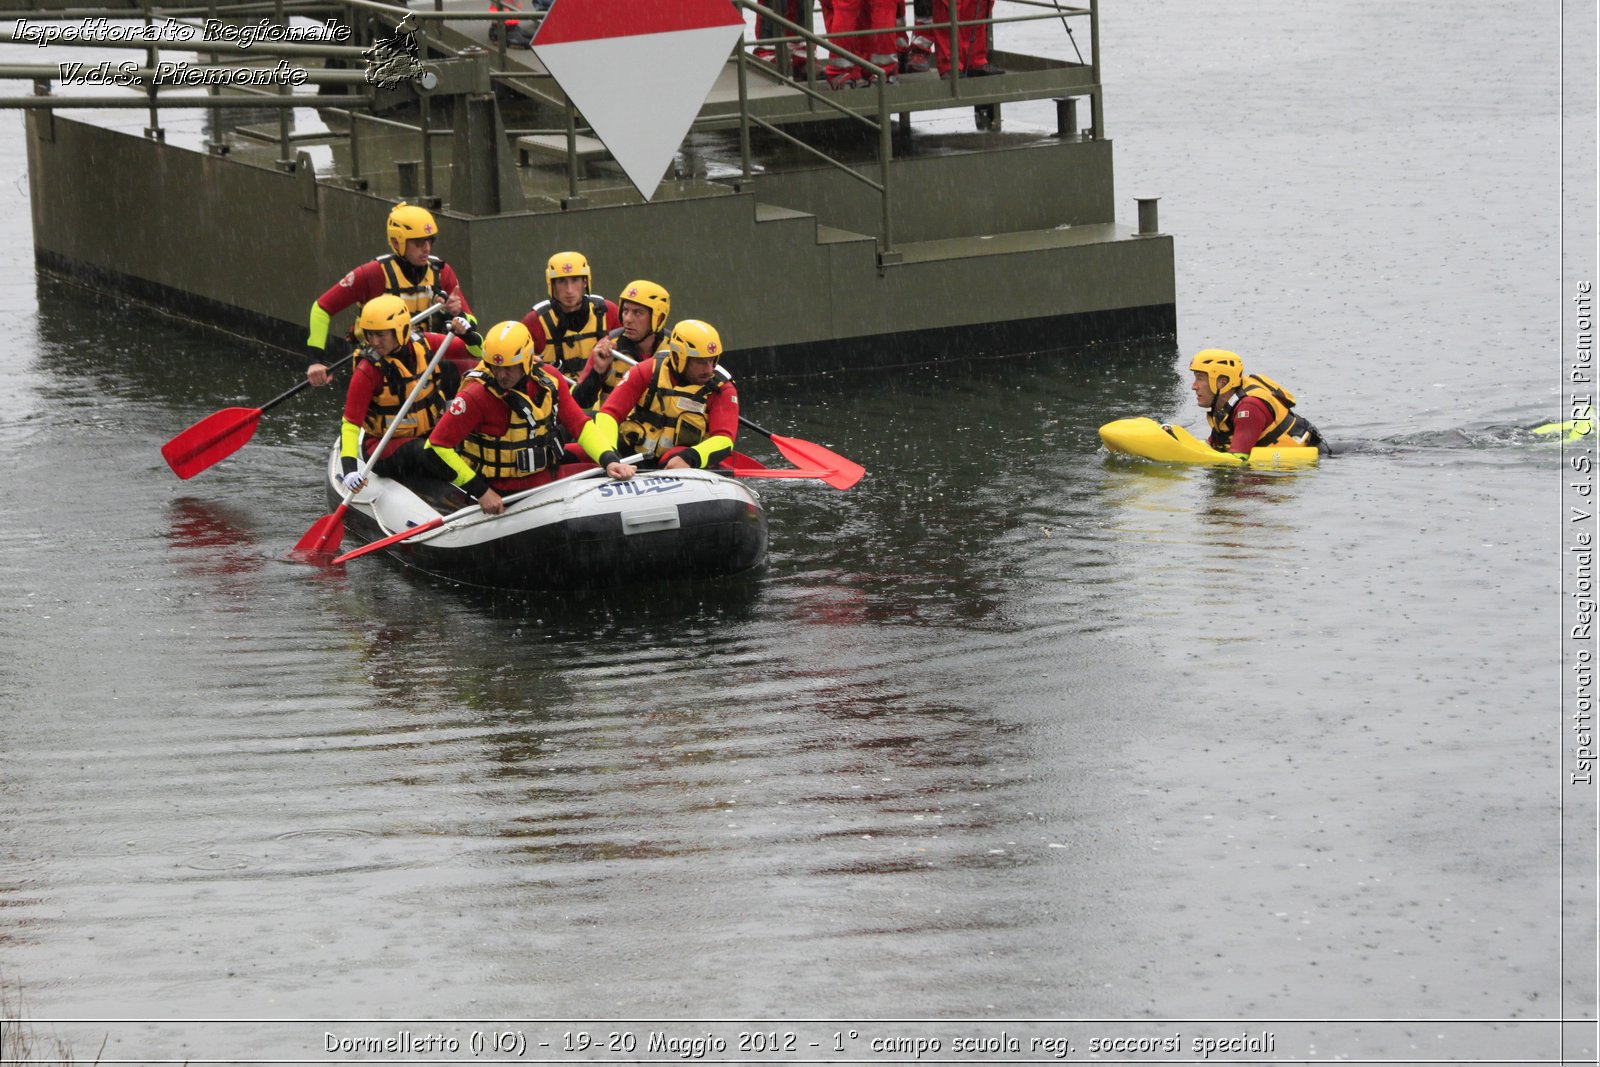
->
[[290, 318, 452, 563], [162, 304, 452, 480], [720, 451, 842, 482], [161, 354, 355, 479], [726, 451, 770, 470], [724, 466, 842, 480], [610, 353, 866, 490], [734, 415, 863, 489], [330, 454, 643, 566]]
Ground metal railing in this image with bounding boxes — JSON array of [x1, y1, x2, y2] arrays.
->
[[743, 0, 1095, 95], [725, 0, 1097, 259], [0, 0, 1100, 254], [730, 0, 897, 258]]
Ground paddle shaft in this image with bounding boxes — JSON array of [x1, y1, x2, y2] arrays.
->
[[609, 351, 772, 446], [607, 352, 864, 488], [322, 300, 455, 489], [161, 353, 358, 479], [346, 321, 454, 490], [279, 295, 445, 411], [327, 302, 452, 366], [262, 353, 353, 412], [167, 300, 449, 480], [724, 467, 838, 479], [333, 454, 643, 564], [343, 301, 455, 490], [291, 308, 452, 559]]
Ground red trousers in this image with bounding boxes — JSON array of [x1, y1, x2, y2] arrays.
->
[[930, 0, 991, 74], [820, 0, 899, 71]]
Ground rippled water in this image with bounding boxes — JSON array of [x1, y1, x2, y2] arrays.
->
[[0, 1, 1591, 1063]]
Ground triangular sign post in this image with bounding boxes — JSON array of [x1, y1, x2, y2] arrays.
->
[[532, 0, 745, 201]]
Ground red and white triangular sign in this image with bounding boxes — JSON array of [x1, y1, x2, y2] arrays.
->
[[532, 0, 744, 201]]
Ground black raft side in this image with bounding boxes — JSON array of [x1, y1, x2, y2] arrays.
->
[[334, 481, 769, 592]]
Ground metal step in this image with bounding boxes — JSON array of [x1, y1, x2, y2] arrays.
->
[[754, 202, 873, 248], [890, 222, 1139, 264]]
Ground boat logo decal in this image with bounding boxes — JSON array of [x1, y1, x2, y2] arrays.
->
[[597, 477, 685, 499]]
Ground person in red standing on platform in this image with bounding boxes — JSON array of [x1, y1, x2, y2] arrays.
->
[[819, 0, 900, 88], [487, 0, 536, 48], [335, 294, 482, 494], [752, 0, 812, 77], [424, 321, 636, 515], [896, 0, 936, 75], [591, 320, 740, 471], [520, 251, 621, 381], [305, 203, 478, 387], [932, 0, 1004, 80]]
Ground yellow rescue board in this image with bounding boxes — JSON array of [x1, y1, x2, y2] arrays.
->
[[1098, 417, 1320, 468]]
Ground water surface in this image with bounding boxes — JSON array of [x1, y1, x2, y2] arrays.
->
[[0, 2, 1590, 1062]]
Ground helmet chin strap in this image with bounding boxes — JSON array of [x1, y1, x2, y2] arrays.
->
[[1211, 376, 1236, 411]]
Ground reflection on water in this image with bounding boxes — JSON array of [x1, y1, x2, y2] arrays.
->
[[166, 497, 266, 583], [2, 21, 1579, 1043]]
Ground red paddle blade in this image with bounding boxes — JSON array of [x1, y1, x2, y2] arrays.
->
[[160, 407, 262, 480], [724, 451, 771, 471], [288, 504, 348, 564], [331, 515, 444, 565], [766, 433, 865, 490]]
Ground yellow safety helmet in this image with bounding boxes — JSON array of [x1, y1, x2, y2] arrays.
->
[[353, 294, 412, 349], [617, 279, 671, 335], [545, 251, 591, 299], [1190, 348, 1244, 399], [386, 203, 439, 257], [663, 319, 723, 375], [481, 320, 534, 374]]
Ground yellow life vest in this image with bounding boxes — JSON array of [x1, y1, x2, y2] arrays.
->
[[362, 338, 443, 440], [617, 357, 722, 458], [458, 366, 563, 480], [578, 329, 654, 412], [533, 295, 610, 378], [378, 254, 446, 325], [605, 332, 658, 394], [1205, 373, 1322, 450]]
